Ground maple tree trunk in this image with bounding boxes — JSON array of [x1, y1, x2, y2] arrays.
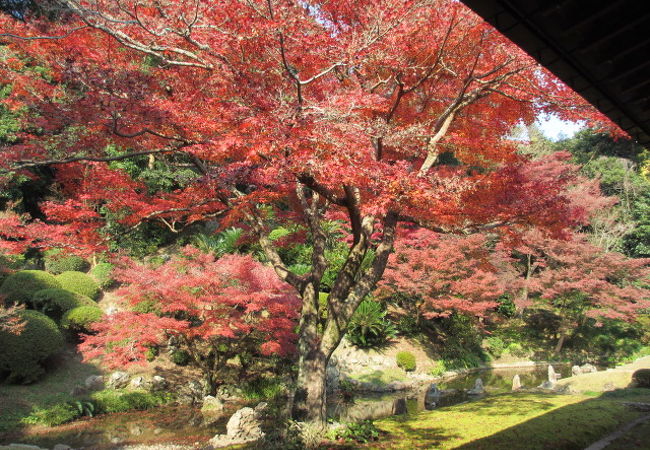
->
[[292, 340, 330, 424], [291, 283, 333, 425]]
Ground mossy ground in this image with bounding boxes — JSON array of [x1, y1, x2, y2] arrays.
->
[[370, 390, 650, 449], [0, 350, 101, 434]]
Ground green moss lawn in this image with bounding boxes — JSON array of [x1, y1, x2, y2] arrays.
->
[[0, 351, 101, 434], [371, 389, 650, 449]]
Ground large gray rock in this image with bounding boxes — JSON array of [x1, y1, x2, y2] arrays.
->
[[70, 385, 88, 396], [580, 363, 597, 374], [129, 376, 146, 389], [208, 402, 267, 448], [107, 371, 130, 388], [1, 445, 48, 450], [151, 375, 167, 391], [202, 395, 224, 411], [85, 375, 104, 390]]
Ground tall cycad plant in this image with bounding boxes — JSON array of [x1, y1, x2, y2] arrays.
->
[[192, 228, 244, 257], [346, 300, 397, 349]]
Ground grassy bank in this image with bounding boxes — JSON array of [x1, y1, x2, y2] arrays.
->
[[371, 389, 650, 449]]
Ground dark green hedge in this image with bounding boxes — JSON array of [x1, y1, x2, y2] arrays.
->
[[0, 270, 61, 305], [0, 310, 64, 383], [61, 306, 103, 333], [32, 288, 95, 321]]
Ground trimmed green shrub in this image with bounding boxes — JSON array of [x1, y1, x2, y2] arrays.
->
[[0, 310, 64, 383], [632, 369, 650, 388], [347, 300, 397, 349], [90, 389, 170, 413], [170, 349, 191, 366], [89, 262, 116, 289], [32, 288, 95, 321], [485, 336, 506, 359], [56, 271, 101, 300], [396, 351, 416, 372], [61, 306, 103, 333], [504, 342, 527, 357], [145, 346, 159, 362], [44, 250, 90, 275], [23, 401, 81, 426], [0, 270, 61, 305]]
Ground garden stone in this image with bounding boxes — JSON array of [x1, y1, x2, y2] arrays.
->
[[53, 445, 72, 450], [540, 380, 555, 389], [2, 445, 47, 450], [84, 375, 104, 390], [467, 378, 484, 395], [129, 376, 145, 389], [202, 395, 225, 411], [512, 374, 521, 391], [326, 360, 340, 393], [70, 384, 88, 396], [208, 402, 267, 448], [572, 365, 582, 377], [580, 363, 597, 374], [425, 383, 441, 406], [547, 365, 559, 382], [151, 375, 167, 391], [107, 371, 130, 388]]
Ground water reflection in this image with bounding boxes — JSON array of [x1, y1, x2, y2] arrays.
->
[[327, 364, 570, 422]]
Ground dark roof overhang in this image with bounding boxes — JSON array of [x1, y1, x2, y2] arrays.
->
[[461, 0, 650, 146]]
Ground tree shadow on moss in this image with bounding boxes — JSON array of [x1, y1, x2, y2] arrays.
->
[[374, 389, 650, 449], [0, 347, 102, 440], [454, 390, 650, 450]]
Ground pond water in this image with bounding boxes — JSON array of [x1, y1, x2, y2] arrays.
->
[[327, 364, 570, 423], [7, 365, 570, 448], [5, 404, 230, 449]]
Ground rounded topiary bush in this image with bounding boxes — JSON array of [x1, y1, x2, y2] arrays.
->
[[32, 288, 95, 321], [170, 349, 191, 366], [89, 262, 115, 289], [61, 306, 103, 333], [44, 250, 90, 275], [0, 310, 64, 383], [396, 351, 416, 372], [0, 270, 61, 305], [56, 271, 101, 300], [632, 369, 650, 388]]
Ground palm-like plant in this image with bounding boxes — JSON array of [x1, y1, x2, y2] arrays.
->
[[346, 300, 397, 349]]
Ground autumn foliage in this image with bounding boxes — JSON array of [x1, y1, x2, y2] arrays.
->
[[0, 0, 635, 423], [80, 248, 300, 390]]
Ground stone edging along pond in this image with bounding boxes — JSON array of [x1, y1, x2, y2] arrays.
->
[[342, 360, 570, 393]]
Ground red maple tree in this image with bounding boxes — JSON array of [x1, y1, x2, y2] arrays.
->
[[80, 248, 301, 393], [381, 228, 514, 319], [508, 229, 650, 353], [0, 0, 621, 423]]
